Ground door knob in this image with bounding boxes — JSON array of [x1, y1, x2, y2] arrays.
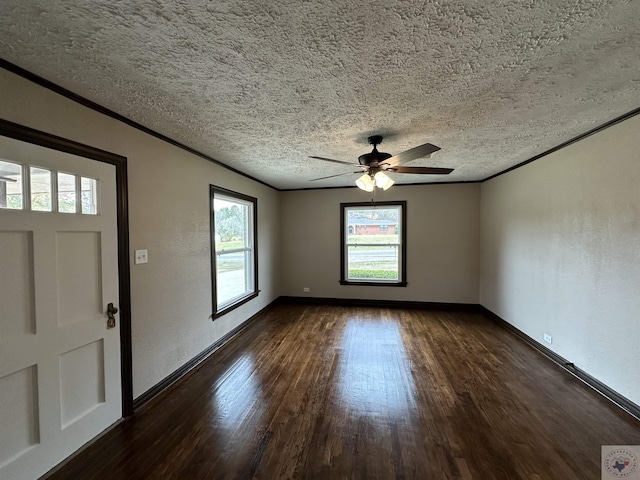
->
[[107, 303, 118, 329]]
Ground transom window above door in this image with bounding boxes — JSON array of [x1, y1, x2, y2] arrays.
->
[[0, 159, 98, 214]]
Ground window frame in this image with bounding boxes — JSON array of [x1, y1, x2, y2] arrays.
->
[[340, 200, 407, 287], [210, 185, 259, 319]]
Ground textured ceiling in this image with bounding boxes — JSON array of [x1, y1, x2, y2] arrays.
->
[[1, 0, 639, 190]]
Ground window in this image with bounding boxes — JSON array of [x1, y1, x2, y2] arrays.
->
[[340, 201, 407, 286], [210, 186, 258, 317], [30, 166, 53, 211], [57, 172, 77, 213], [0, 159, 99, 215], [81, 177, 98, 215], [0, 160, 23, 209]]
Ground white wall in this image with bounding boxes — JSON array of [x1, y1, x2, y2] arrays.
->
[[0, 69, 281, 399], [480, 113, 640, 405], [280, 184, 480, 303]]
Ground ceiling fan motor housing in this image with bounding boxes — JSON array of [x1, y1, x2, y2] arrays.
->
[[358, 135, 392, 166], [358, 150, 392, 166]]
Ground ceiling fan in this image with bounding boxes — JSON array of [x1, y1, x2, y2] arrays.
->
[[309, 135, 453, 191]]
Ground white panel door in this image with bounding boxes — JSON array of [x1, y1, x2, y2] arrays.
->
[[0, 136, 121, 480]]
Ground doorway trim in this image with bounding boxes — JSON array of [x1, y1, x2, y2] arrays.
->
[[0, 118, 134, 416]]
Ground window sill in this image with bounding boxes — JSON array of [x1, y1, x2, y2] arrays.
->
[[213, 290, 260, 319], [339, 280, 407, 287]]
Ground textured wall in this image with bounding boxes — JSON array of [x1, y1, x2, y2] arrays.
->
[[0, 69, 281, 399], [480, 114, 640, 405], [280, 184, 480, 303]]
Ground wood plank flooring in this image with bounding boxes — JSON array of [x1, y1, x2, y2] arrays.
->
[[47, 304, 640, 479]]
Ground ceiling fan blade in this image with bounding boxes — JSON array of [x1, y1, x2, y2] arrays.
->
[[310, 171, 362, 181], [309, 156, 355, 166], [0, 176, 17, 182], [386, 143, 441, 166], [387, 166, 453, 175]]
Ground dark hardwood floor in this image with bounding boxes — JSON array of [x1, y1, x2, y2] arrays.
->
[[47, 304, 640, 479]]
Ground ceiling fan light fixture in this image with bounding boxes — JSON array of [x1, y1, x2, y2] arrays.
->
[[381, 176, 395, 190], [356, 173, 374, 192], [374, 171, 393, 189]]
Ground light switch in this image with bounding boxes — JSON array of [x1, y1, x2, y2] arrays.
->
[[135, 249, 148, 265]]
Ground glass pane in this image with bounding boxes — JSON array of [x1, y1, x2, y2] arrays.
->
[[214, 198, 250, 249], [81, 177, 98, 215], [0, 160, 23, 209], [30, 167, 52, 212], [346, 207, 400, 244], [347, 244, 399, 281], [216, 252, 248, 306], [58, 172, 77, 213]]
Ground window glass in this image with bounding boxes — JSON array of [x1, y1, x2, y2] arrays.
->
[[341, 202, 406, 286], [211, 187, 258, 316], [0, 160, 23, 209], [81, 177, 98, 215], [30, 167, 52, 212], [58, 172, 77, 213]]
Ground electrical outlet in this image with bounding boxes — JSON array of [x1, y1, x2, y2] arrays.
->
[[135, 249, 148, 265], [303, 287, 310, 293], [543, 333, 552, 344]]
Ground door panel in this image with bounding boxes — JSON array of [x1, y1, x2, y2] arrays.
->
[[0, 230, 34, 335], [59, 339, 105, 428], [0, 136, 121, 480], [56, 231, 103, 327], [0, 365, 39, 466]]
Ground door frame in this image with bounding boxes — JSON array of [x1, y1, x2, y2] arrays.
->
[[0, 118, 134, 417]]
